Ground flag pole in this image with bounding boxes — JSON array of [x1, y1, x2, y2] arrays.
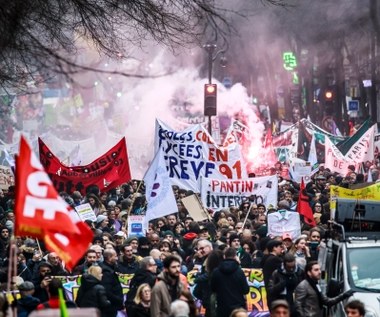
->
[[127, 181, 143, 217], [35, 238, 43, 256], [6, 237, 18, 316], [242, 203, 253, 229], [12, 239, 17, 317], [6, 238, 14, 293]]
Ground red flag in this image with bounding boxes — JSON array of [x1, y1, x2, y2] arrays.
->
[[39, 137, 131, 194], [297, 178, 316, 227], [15, 137, 93, 270]]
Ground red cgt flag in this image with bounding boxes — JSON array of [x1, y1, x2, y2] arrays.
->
[[297, 178, 316, 227], [15, 137, 93, 270]]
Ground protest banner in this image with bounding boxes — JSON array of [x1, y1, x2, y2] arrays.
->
[[75, 203, 96, 222], [375, 133, 380, 155], [181, 194, 210, 222], [288, 158, 315, 183], [0, 165, 14, 189], [325, 137, 355, 175], [155, 120, 247, 192], [267, 210, 301, 240], [56, 267, 269, 317], [330, 183, 380, 218], [344, 123, 375, 162], [39, 137, 131, 194], [201, 175, 278, 210], [127, 215, 145, 237], [15, 136, 93, 270]]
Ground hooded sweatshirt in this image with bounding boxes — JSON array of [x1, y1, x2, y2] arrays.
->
[[210, 259, 249, 317], [76, 273, 111, 317]]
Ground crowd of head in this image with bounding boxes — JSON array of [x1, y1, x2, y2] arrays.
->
[[0, 160, 373, 317]]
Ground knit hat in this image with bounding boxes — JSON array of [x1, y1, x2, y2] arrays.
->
[[163, 230, 174, 237], [38, 262, 52, 270], [270, 300, 289, 312], [96, 215, 107, 224], [126, 236, 138, 245], [18, 281, 35, 291], [108, 200, 117, 207], [138, 236, 150, 246]]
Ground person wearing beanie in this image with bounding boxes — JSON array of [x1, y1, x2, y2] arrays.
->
[[126, 236, 139, 254], [31, 262, 53, 303], [162, 230, 175, 243], [137, 237, 151, 257], [228, 233, 252, 268], [16, 281, 40, 316], [96, 215, 111, 233]]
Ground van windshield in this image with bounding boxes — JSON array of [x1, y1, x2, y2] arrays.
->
[[347, 247, 380, 291]]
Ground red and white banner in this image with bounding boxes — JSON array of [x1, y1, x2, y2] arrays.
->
[[15, 137, 93, 270], [39, 137, 131, 194], [325, 137, 354, 175]]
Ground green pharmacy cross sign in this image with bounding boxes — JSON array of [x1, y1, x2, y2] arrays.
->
[[283, 52, 297, 71]]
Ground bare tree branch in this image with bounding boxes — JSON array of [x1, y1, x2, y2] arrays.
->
[[0, 0, 238, 90]]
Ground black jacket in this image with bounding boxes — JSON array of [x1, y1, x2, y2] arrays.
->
[[193, 257, 211, 310], [261, 254, 283, 287], [126, 302, 150, 317], [17, 295, 40, 317], [76, 274, 111, 317], [125, 269, 156, 305], [267, 264, 304, 307], [210, 259, 249, 317], [118, 256, 139, 274], [238, 249, 253, 268], [100, 261, 124, 317]]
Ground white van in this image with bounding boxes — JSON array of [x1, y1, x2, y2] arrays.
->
[[326, 198, 380, 317]]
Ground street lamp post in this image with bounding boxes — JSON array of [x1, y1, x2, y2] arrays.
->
[[204, 44, 217, 136]]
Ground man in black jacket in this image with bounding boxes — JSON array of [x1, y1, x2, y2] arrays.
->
[[118, 244, 140, 274], [210, 247, 249, 317], [72, 249, 97, 275], [267, 253, 304, 317], [100, 249, 124, 317], [125, 256, 157, 307]]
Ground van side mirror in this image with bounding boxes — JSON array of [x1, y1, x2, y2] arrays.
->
[[327, 278, 341, 297]]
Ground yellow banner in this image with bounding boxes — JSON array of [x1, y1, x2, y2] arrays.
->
[[330, 184, 380, 216]]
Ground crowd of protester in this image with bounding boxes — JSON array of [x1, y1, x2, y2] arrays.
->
[[0, 162, 374, 317]]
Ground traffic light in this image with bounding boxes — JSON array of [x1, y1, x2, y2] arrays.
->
[[204, 84, 217, 116], [325, 89, 333, 101], [324, 88, 334, 113]]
